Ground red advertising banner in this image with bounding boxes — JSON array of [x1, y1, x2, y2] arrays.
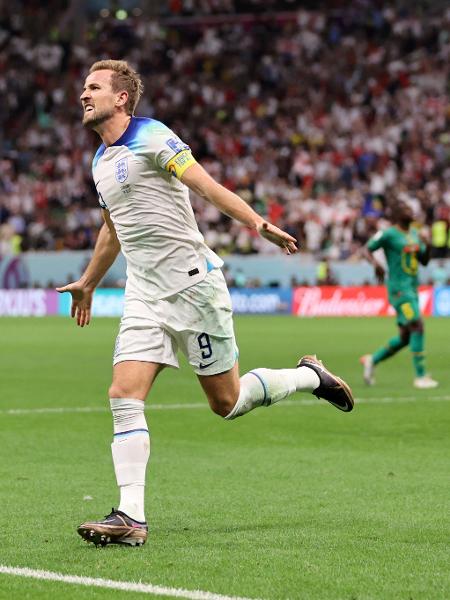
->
[[292, 286, 433, 317]]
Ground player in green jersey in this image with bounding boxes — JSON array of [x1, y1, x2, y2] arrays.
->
[[360, 201, 438, 389]]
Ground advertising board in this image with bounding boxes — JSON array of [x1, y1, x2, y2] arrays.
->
[[292, 286, 433, 317], [0, 286, 443, 317], [0, 290, 58, 316], [230, 288, 292, 314], [57, 288, 124, 318], [433, 287, 450, 317]]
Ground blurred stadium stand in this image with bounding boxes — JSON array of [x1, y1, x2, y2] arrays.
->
[[0, 0, 449, 288]]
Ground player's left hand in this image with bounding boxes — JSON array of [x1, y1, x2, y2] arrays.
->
[[419, 227, 430, 243], [257, 222, 298, 255]]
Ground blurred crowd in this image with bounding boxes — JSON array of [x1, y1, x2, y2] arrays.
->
[[1, 0, 449, 260], [160, 0, 306, 17]]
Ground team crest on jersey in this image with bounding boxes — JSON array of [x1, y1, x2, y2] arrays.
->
[[115, 158, 128, 183]]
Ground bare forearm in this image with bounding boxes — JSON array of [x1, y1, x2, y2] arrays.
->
[[362, 246, 385, 282], [205, 183, 263, 228], [181, 163, 297, 254], [419, 244, 431, 266], [80, 223, 121, 289], [182, 165, 263, 229], [362, 246, 378, 267]]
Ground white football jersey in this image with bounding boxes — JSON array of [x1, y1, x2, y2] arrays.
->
[[92, 117, 223, 299]]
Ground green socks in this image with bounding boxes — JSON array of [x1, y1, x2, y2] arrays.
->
[[410, 330, 426, 377], [372, 335, 406, 364], [372, 331, 426, 377]]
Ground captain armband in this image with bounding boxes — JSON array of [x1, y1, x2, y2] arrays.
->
[[165, 149, 197, 179]]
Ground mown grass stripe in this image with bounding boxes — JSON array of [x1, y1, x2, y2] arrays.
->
[[0, 565, 261, 600], [0, 395, 449, 416]]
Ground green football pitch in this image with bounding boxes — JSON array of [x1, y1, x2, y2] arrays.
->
[[0, 316, 448, 600]]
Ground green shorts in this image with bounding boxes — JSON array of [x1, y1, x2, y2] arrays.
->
[[389, 291, 421, 326]]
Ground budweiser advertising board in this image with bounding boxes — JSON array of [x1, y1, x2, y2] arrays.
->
[[292, 286, 433, 317]]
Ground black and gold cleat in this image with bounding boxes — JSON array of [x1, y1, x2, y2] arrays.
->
[[298, 355, 354, 412], [77, 508, 148, 547]]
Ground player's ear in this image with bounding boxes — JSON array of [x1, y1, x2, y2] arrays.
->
[[116, 90, 128, 108]]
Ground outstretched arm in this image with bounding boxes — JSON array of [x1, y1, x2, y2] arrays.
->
[[181, 163, 298, 255], [56, 210, 121, 326], [361, 245, 385, 283], [418, 228, 431, 266]]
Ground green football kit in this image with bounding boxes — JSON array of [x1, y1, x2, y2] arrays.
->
[[367, 226, 426, 325], [366, 226, 427, 377]]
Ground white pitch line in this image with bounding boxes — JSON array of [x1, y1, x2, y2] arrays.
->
[[0, 395, 449, 416], [0, 565, 261, 600], [0, 403, 206, 415]]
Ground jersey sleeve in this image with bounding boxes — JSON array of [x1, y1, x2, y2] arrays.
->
[[367, 230, 389, 252], [151, 129, 197, 179], [92, 147, 108, 209]]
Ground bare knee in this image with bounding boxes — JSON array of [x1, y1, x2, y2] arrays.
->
[[108, 378, 146, 400], [208, 392, 239, 418], [409, 319, 423, 334], [399, 324, 411, 345], [109, 361, 164, 400], [197, 364, 241, 418], [109, 382, 137, 399]]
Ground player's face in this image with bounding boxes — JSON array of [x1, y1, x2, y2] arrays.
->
[[396, 202, 414, 225], [80, 70, 117, 128]]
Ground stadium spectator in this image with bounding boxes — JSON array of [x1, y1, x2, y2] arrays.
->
[[0, 1, 449, 261]]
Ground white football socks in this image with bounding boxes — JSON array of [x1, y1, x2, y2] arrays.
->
[[110, 398, 150, 522], [109, 369, 320, 510], [225, 366, 320, 420]]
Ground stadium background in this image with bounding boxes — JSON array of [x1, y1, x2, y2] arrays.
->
[[0, 2, 449, 600], [1, 0, 450, 316]]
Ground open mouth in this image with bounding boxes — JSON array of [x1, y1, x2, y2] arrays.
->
[[84, 105, 95, 113]]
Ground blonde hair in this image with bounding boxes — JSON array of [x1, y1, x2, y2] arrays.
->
[[89, 59, 143, 115]]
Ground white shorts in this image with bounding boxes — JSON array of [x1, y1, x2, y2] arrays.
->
[[113, 268, 238, 376]]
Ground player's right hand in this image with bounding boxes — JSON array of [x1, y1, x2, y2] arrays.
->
[[374, 264, 385, 283], [56, 281, 94, 327]]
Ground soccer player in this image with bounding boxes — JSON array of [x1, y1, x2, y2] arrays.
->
[[57, 60, 354, 548], [360, 201, 438, 389]]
